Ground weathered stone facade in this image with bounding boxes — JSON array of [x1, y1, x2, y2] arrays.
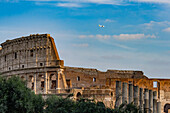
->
[[0, 34, 169, 112]]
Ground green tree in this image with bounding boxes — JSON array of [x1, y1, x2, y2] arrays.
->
[[113, 102, 140, 113], [45, 95, 76, 113], [0, 76, 44, 113]]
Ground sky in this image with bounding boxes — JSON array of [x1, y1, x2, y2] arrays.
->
[[0, 0, 170, 78]]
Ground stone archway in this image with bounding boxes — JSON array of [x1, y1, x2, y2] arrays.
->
[[49, 74, 57, 89], [37, 75, 45, 93], [76, 92, 82, 98], [164, 104, 170, 113], [28, 75, 34, 90]]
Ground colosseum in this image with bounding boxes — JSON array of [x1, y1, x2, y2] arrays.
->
[[0, 34, 170, 113]]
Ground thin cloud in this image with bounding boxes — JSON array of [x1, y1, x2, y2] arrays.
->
[[79, 34, 156, 40], [163, 27, 170, 32], [25, 0, 123, 5], [142, 21, 170, 29], [96, 34, 111, 39], [131, 0, 170, 4], [104, 19, 115, 23], [72, 43, 89, 47], [113, 34, 156, 40], [78, 34, 110, 39], [56, 3, 82, 7]]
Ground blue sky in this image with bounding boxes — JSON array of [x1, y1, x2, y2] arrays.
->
[[0, 0, 170, 78]]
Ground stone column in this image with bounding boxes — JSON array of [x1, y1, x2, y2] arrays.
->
[[129, 84, 133, 103], [122, 82, 128, 103], [153, 91, 157, 113], [34, 74, 37, 94], [36, 77, 41, 94], [149, 90, 153, 113], [56, 72, 60, 93], [48, 76, 51, 90], [157, 102, 161, 113], [44, 72, 48, 94], [27, 75, 32, 89], [144, 89, 149, 113], [115, 81, 122, 108], [139, 88, 144, 113], [134, 86, 139, 106]]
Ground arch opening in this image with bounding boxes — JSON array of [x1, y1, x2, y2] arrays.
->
[[164, 104, 170, 113]]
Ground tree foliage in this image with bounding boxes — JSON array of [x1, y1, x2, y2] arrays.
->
[[0, 76, 44, 113]]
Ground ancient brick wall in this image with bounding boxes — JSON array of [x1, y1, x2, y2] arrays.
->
[[0, 34, 62, 74]]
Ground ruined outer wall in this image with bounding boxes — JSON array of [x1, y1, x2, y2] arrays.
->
[[64, 66, 147, 88], [0, 34, 63, 76], [0, 34, 65, 94]]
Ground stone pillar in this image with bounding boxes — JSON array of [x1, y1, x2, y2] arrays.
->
[[115, 81, 122, 108], [134, 86, 139, 106], [139, 88, 144, 113], [153, 91, 157, 113], [144, 89, 149, 113], [27, 75, 32, 89], [149, 90, 153, 113], [44, 72, 48, 94], [34, 74, 37, 94], [122, 82, 128, 103], [48, 76, 51, 90], [56, 72, 60, 93], [157, 102, 161, 113], [36, 79, 41, 94], [129, 84, 133, 103]]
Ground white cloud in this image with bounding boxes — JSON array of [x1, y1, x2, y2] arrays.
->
[[96, 34, 111, 39], [104, 19, 115, 23], [113, 34, 156, 40], [72, 43, 89, 47], [79, 35, 88, 38], [56, 3, 82, 7], [78, 34, 110, 39], [163, 27, 170, 32], [79, 34, 156, 40], [131, 0, 170, 4], [142, 21, 170, 29]]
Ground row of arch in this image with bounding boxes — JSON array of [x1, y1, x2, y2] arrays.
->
[[21, 73, 60, 92]]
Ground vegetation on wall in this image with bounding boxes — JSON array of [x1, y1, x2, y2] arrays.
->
[[0, 76, 140, 113]]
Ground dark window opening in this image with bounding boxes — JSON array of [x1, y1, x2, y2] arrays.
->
[[22, 65, 24, 68], [30, 50, 33, 57], [5, 55, 6, 62], [66, 79, 71, 88], [40, 63, 43, 66], [51, 80, 56, 89], [111, 92, 113, 96], [15, 52, 17, 59], [9, 67, 11, 70], [76, 92, 82, 98], [93, 77, 96, 82], [77, 76, 80, 81], [129, 81, 132, 84], [41, 81, 44, 90], [164, 104, 170, 113], [32, 83, 34, 90]]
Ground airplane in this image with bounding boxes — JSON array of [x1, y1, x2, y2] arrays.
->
[[99, 24, 104, 28]]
